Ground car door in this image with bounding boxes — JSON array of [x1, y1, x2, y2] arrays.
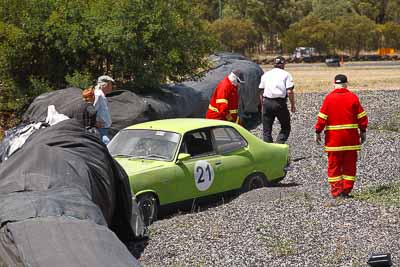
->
[[174, 128, 224, 202], [209, 126, 254, 191]]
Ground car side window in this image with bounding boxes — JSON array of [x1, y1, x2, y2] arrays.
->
[[212, 127, 247, 154], [181, 129, 214, 157]]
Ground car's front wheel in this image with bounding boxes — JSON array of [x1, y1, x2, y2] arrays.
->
[[242, 174, 265, 193], [137, 193, 158, 226]]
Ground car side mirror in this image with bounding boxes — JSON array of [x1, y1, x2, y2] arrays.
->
[[176, 153, 190, 163]]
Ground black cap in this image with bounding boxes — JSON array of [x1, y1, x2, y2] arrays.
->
[[274, 56, 286, 65], [334, 74, 348, 84], [232, 69, 245, 83]]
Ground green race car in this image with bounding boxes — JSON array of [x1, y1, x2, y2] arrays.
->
[[108, 118, 290, 225]]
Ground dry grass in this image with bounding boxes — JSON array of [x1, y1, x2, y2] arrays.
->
[[261, 61, 400, 93]]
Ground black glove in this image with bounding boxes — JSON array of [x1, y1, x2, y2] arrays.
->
[[314, 132, 321, 145], [360, 131, 366, 144]]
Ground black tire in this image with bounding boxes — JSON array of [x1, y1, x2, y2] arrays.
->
[[242, 174, 265, 193], [137, 193, 158, 226]]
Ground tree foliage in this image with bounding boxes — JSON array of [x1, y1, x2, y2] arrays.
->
[[219, 0, 314, 51], [209, 18, 261, 54], [282, 15, 336, 54], [335, 15, 378, 57], [377, 22, 400, 48], [2, 0, 400, 114], [311, 0, 355, 21], [0, 0, 216, 100], [283, 3, 392, 56]]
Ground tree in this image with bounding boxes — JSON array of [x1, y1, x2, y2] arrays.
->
[[0, 0, 217, 97], [190, 0, 223, 21], [335, 15, 378, 57], [311, 0, 355, 21], [359, 0, 389, 23], [209, 18, 261, 54], [350, 0, 400, 24], [0, 0, 60, 107], [282, 15, 336, 54], [351, 0, 380, 22], [377, 22, 400, 49], [216, 0, 313, 52], [384, 0, 400, 23], [87, 0, 216, 88]]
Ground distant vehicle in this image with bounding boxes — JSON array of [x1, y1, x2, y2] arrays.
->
[[293, 47, 317, 62], [325, 56, 340, 67], [108, 118, 290, 225]]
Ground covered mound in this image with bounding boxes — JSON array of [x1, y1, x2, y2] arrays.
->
[[0, 119, 144, 266], [23, 53, 263, 137]]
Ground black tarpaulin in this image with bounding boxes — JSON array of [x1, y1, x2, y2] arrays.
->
[[0, 119, 144, 266], [23, 87, 86, 123], [23, 53, 263, 137], [0, 217, 140, 267]]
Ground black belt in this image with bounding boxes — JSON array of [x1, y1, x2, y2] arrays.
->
[[263, 97, 286, 101]]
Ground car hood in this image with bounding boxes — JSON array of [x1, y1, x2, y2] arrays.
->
[[114, 157, 171, 176]]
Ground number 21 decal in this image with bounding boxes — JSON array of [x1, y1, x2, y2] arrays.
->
[[194, 160, 215, 191]]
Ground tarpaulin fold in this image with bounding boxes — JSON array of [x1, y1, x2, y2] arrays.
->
[[0, 217, 141, 267], [0, 119, 144, 266]]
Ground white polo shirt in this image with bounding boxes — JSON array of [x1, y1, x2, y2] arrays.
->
[[259, 68, 294, 99]]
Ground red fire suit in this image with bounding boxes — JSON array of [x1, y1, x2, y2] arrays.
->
[[315, 88, 368, 197], [206, 76, 239, 123]]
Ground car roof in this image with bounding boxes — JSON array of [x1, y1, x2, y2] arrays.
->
[[125, 118, 235, 134]]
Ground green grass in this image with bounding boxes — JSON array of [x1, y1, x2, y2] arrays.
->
[[256, 224, 297, 257], [354, 182, 400, 206]]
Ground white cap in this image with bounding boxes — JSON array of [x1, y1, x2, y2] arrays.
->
[[97, 75, 115, 84]]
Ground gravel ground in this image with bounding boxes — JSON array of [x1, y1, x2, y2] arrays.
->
[[137, 90, 400, 267]]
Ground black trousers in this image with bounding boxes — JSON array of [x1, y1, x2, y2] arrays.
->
[[262, 97, 291, 143]]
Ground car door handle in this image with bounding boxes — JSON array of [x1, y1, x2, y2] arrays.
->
[[215, 160, 222, 165]]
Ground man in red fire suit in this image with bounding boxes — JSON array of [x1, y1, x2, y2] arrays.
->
[[206, 69, 245, 123], [315, 74, 368, 198]]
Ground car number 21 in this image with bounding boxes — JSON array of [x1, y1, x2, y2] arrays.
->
[[194, 160, 215, 191]]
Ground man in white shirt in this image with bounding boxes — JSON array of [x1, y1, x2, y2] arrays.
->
[[94, 75, 115, 145], [258, 56, 296, 143]]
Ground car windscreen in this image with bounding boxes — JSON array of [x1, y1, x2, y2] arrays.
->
[[108, 129, 180, 161]]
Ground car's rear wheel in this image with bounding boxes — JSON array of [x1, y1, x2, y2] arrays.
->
[[137, 193, 158, 226], [242, 174, 265, 193]]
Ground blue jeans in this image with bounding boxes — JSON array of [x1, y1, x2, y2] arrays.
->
[[99, 128, 110, 145]]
